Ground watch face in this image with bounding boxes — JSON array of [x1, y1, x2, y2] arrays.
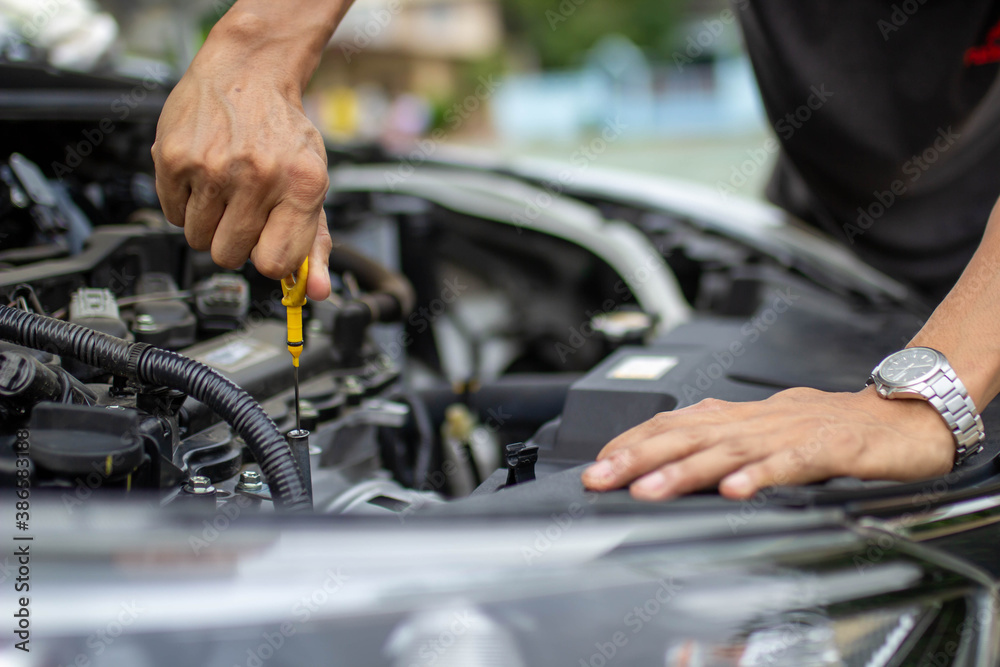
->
[[878, 348, 941, 386]]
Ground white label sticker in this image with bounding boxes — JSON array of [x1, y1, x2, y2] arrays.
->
[[607, 355, 678, 381], [194, 338, 282, 373]]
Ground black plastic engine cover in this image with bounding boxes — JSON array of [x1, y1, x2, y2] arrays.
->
[[548, 344, 776, 465], [546, 305, 929, 465]]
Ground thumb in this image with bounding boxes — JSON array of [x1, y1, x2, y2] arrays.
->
[[306, 210, 332, 301]]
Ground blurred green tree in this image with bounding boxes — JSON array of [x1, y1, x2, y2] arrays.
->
[[502, 0, 685, 69]]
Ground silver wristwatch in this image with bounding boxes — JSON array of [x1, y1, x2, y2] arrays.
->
[[867, 347, 985, 466]]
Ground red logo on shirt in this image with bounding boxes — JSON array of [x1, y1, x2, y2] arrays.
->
[[966, 19, 1000, 65]]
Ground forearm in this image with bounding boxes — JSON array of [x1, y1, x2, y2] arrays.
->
[[153, 0, 348, 294], [201, 0, 355, 95], [909, 198, 1000, 408]]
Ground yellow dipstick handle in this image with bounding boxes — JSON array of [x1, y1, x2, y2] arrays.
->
[[281, 257, 308, 367]]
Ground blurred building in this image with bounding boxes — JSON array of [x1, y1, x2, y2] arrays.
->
[[491, 1, 766, 144], [100, 0, 763, 147], [491, 42, 764, 144], [307, 0, 503, 140]]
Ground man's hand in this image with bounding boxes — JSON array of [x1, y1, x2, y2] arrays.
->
[[152, 3, 352, 300], [581, 194, 1000, 502], [582, 386, 955, 501]]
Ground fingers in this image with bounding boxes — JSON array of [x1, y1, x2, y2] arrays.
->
[[629, 444, 760, 500], [184, 177, 228, 252], [583, 386, 958, 503], [582, 390, 833, 500], [210, 191, 270, 269], [250, 199, 319, 279], [719, 446, 835, 500], [584, 419, 812, 501], [583, 426, 722, 491], [583, 394, 834, 500], [152, 73, 329, 281], [595, 397, 732, 461], [152, 142, 191, 228], [306, 211, 332, 301], [153, 135, 231, 249]]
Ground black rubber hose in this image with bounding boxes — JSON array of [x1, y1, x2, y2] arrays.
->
[[330, 243, 416, 321], [393, 391, 434, 489], [0, 304, 310, 511], [416, 374, 580, 430]]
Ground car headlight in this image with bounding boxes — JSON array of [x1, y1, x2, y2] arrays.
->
[[663, 594, 986, 666]]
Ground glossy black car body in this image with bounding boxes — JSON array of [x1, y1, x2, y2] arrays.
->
[[2, 61, 1000, 667]]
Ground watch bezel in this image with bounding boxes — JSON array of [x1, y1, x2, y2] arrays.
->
[[873, 347, 945, 388]]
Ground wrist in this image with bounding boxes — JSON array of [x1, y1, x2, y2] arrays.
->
[[904, 338, 994, 410], [859, 384, 956, 469], [866, 344, 987, 466], [205, 1, 346, 96]]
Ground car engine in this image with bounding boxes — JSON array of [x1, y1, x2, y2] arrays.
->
[[4, 62, 998, 519]]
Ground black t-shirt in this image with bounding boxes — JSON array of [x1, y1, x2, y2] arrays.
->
[[737, 0, 1000, 301]]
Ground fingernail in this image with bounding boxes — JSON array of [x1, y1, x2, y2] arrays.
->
[[722, 472, 753, 497], [632, 470, 669, 496], [584, 460, 614, 483]]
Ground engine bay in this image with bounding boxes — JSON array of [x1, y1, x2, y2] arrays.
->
[[3, 63, 999, 517]]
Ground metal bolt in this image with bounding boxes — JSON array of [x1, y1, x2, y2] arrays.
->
[[184, 475, 216, 495], [299, 399, 320, 431], [135, 313, 156, 332], [237, 470, 263, 492], [343, 376, 364, 406]]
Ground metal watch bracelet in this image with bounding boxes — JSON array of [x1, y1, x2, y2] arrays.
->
[[918, 366, 985, 465], [867, 355, 985, 466]]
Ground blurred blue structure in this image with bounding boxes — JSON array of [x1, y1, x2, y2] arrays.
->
[[491, 35, 766, 143]]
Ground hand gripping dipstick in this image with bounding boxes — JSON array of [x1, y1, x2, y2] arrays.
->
[[281, 258, 308, 432]]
